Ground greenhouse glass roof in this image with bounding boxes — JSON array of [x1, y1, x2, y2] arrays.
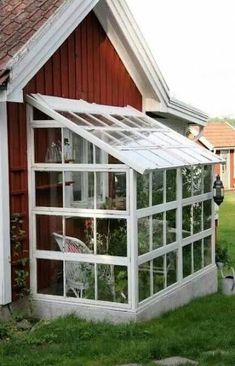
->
[[27, 94, 223, 174]]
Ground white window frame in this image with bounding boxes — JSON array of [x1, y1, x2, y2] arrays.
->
[[136, 166, 214, 306], [27, 101, 216, 312], [28, 104, 132, 310]]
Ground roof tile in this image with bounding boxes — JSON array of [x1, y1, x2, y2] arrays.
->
[[0, 0, 65, 80], [202, 122, 235, 148]]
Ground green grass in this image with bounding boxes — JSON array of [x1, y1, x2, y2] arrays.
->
[[218, 191, 235, 266], [1, 294, 235, 365]]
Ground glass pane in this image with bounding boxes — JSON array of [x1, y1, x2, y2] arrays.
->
[[95, 146, 107, 163], [204, 236, 212, 266], [63, 129, 93, 164], [96, 172, 126, 210], [183, 244, 192, 278], [65, 261, 94, 299], [203, 200, 212, 230], [137, 173, 149, 209], [37, 259, 63, 296], [139, 262, 151, 302], [193, 166, 203, 196], [34, 128, 62, 163], [152, 170, 164, 205], [193, 240, 203, 272], [34, 108, 53, 120], [97, 265, 128, 303], [138, 217, 150, 255], [153, 256, 165, 293], [65, 217, 94, 253], [108, 154, 122, 164], [113, 266, 128, 303], [193, 202, 202, 234], [182, 167, 192, 198], [166, 209, 176, 244], [96, 219, 127, 256], [35, 171, 63, 207], [204, 165, 212, 193], [166, 251, 177, 286], [114, 266, 128, 303], [64, 172, 94, 209], [182, 205, 191, 238], [81, 113, 105, 126], [152, 213, 164, 249], [36, 215, 62, 251], [93, 114, 115, 126], [166, 169, 177, 202]]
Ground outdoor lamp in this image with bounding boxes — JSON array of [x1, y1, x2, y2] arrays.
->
[[213, 175, 224, 206]]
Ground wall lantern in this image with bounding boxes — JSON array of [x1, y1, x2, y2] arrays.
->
[[213, 175, 224, 206]]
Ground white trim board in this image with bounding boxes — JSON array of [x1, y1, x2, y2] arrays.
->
[[0, 102, 11, 305]]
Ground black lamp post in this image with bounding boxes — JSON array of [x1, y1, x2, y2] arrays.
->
[[213, 175, 224, 206]]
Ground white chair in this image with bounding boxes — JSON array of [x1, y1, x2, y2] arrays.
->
[[53, 232, 92, 298]]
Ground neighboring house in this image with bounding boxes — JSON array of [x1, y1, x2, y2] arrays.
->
[[0, 0, 222, 321], [195, 122, 235, 189]]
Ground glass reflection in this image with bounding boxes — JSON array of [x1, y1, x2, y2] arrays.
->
[[138, 217, 150, 255], [182, 167, 192, 198], [137, 173, 150, 209], [183, 244, 192, 278], [139, 262, 151, 302], [166, 209, 176, 244], [152, 170, 163, 205], [153, 213, 164, 249], [37, 259, 63, 296], [166, 169, 177, 202]]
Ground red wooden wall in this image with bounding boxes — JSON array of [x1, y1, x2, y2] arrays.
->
[[7, 11, 142, 299], [229, 150, 235, 188], [214, 150, 235, 189], [214, 151, 220, 178]]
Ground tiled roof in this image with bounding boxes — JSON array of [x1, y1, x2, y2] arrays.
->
[[0, 0, 65, 72], [202, 122, 235, 148]]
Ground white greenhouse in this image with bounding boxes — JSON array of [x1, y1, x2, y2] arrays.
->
[[26, 94, 223, 322]]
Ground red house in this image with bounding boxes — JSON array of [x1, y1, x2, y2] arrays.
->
[[0, 0, 222, 321], [199, 122, 235, 189]]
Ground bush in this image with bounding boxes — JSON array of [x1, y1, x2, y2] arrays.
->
[[216, 244, 231, 267], [0, 322, 9, 340]]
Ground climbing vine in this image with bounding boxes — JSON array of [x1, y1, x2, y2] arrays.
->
[[10, 213, 29, 298]]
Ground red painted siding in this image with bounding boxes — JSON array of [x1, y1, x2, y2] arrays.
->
[[214, 151, 220, 178], [214, 150, 235, 189], [230, 150, 235, 188], [7, 11, 142, 299]]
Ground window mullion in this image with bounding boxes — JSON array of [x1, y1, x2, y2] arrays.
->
[[177, 168, 183, 282]]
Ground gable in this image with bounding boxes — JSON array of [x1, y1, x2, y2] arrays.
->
[[24, 11, 142, 110], [1, 0, 207, 126]]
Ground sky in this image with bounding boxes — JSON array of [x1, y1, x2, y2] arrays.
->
[[126, 0, 235, 118]]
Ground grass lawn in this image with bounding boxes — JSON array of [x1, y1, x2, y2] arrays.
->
[[1, 294, 235, 366], [218, 190, 235, 266]]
